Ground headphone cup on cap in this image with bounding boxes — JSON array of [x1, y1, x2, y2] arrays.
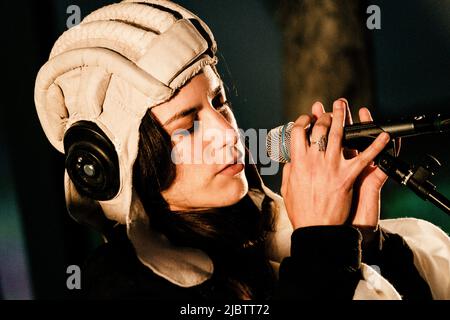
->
[[64, 121, 120, 201]]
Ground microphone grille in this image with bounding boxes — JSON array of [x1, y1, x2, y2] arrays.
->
[[266, 122, 294, 163]]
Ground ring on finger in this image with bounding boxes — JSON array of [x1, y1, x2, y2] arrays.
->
[[310, 135, 328, 152]]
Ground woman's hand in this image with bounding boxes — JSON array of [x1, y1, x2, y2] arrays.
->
[[308, 99, 400, 228], [348, 106, 399, 227], [280, 99, 391, 229]]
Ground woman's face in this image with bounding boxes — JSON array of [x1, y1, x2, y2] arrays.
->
[[151, 66, 248, 211]]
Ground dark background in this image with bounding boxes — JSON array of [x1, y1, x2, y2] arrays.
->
[[1, 0, 449, 299]]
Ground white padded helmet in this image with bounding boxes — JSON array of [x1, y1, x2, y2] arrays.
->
[[34, 0, 220, 287]]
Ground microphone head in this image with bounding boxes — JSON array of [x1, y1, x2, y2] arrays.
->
[[266, 122, 294, 163]]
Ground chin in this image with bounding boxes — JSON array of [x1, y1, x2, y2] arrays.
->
[[163, 171, 249, 211], [214, 171, 248, 207]]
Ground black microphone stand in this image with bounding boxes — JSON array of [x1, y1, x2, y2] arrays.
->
[[347, 136, 450, 216], [376, 149, 450, 216]]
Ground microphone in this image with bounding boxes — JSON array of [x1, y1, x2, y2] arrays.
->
[[266, 113, 450, 163]]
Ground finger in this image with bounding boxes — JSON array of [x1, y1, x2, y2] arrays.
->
[[310, 113, 332, 155], [358, 108, 401, 156], [341, 98, 353, 126], [395, 138, 402, 156], [374, 166, 388, 181], [281, 163, 291, 196], [356, 108, 379, 165], [311, 101, 325, 121], [326, 99, 346, 157], [349, 132, 390, 180], [358, 107, 373, 122], [291, 115, 312, 162], [342, 99, 358, 159]]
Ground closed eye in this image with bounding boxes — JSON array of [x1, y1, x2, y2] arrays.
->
[[185, 112, 199, 134], [185, 103, 232, 135], [217, 101, 233, 121]]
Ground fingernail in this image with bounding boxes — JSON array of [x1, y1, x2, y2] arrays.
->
[[338, 98, 348, 107], [334, 102, 343, 111]]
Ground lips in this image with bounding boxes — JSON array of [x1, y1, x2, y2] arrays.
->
[[217, 156, 239, 173], [219, 162, 236, 172], [216, 147, 246, 175], [218, 162, 245, 176]]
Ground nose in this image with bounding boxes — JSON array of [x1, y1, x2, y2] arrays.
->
[[204, 108, 239, 148]]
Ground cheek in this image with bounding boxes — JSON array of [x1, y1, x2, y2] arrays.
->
[[162, 163, 214, 199], [179, 164, 214, 186], [171, 133, 208, 165], [178, 164, 248, 202], [161, 163, 248, 209]]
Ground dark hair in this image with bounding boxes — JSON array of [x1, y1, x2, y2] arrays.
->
[[132, 109, 276, 299]]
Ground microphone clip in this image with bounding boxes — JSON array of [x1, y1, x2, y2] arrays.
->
[[375, 145, 450, 216], [348, 135, 450, 216]]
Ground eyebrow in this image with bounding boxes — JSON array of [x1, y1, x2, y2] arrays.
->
[[163, 85, 223, 126], [163, 106, 199, 126]]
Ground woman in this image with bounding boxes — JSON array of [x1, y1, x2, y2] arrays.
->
[[34, 0, 450, 299]]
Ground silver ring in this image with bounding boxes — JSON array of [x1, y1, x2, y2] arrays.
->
[[311, 135, 328, 152]]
